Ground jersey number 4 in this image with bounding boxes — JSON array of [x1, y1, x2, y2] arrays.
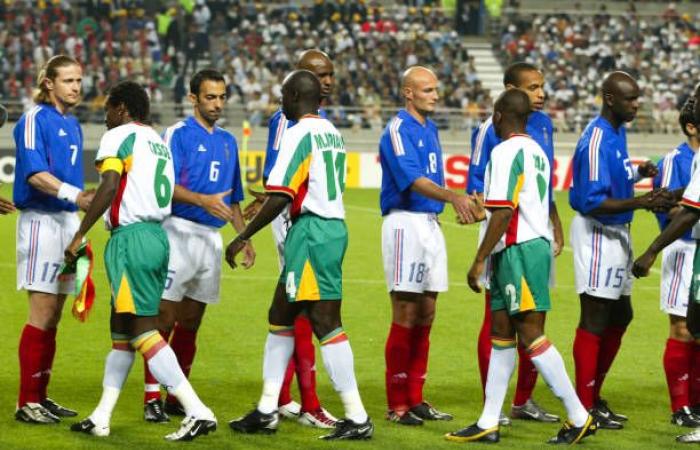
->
[[322, 150, 346, 201]]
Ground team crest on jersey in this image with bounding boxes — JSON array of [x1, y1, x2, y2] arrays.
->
[[58, 128, 67, 137], [198, 144, 207, 152]]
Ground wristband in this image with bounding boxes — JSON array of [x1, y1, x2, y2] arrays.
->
[[57, 183, 81, 204]]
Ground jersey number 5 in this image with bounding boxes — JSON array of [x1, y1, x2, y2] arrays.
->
[[154, 159, 172, 208], [322, 150, 346, 201]]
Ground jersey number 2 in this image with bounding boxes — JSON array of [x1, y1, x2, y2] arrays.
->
[[322, 150, 346, 201]]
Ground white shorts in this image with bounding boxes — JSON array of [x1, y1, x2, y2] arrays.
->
[[271, 210, 291, 271], [571, 214, 633, 300], [161, 216, 222, 304], [660, 239, 695, 316], [382, 210, 448, 293], [16, 209, 79, 295]]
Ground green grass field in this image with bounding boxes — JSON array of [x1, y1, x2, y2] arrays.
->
[[0, 186, 683, 449]]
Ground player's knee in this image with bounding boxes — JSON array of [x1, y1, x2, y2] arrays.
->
[[308, 309, 342, 339], [578, 315, 607, 335]]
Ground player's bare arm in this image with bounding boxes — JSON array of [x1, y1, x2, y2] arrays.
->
[[64, 170, 120, 264], [467, 206, 513, 293], [229, 202, 255, 269], [27, 171, 95, 211], [172, 184, 234, 222], [588, 188, 676, 215], [550, 202, 564, 256], [411, 177, 476, 224], [226, 193, 289, 269], [632, 205, 700, 278], [243, 187, 266, 221]]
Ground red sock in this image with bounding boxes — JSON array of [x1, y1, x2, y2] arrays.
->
[[477, 291, 492, 397], [664, 338, 692, 412], [385, 322, 412, 412], [293, 315, 320, 412], [278, 358, 296, 406], [166, 325, 196, 406], [18, 324, 48, 406], [573, 327, 601, 410], [39, 327, 57, 401], [513, 343, 538, 407], [144, 329, 170, 403], [594, 326, 626, 403], [408, 324, 431, 408], [690, 343, 700, 406]]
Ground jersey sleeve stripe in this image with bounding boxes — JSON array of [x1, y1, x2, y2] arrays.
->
[[163, 121, 185, 146], [265, 185, 295, 199], [272, 115, 287, 151], [661, 151, 676, 188], [24, 106, 41, 150], [588, 127, 602, 181], [681, 197, 700, 210], [483, 199, 515, 209], [389, 118, 405, 156], [472, 117, 491, 165]]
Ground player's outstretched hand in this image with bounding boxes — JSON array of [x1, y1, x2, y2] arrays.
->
[[199, 189, 234, 222], [632, 250, 657, 278], [643, 188, 677, 212], [468, 191, 486, 222], [0, 194, 16, 214], [637, 160, 659, 179], [64, 233, 83, 267], [453, 193, 475, 224], [467, 259, 485, 293], [77, 188, 96, 212], [243, 187, 266, 221], [241, 241, 256, 269], [225, 237, 247, 269]]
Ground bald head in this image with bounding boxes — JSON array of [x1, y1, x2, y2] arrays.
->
[[401, 66, 439, 120], [601, 71, 640, 125], [492, 89, 531, 139], [297, 49, 334, 99], [401, 66, 437, 90], [281, 69, 321, 121]]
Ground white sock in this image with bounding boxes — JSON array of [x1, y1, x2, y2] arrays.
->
[[90, 348, 134, 426], [320, 337, 368, 423], [477, 345, 516, 429], [171, 380, 212, 419], [529, 340, 589, 427], [258, 332, 295, 414]]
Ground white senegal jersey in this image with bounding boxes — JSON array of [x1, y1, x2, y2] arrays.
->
[[680, 149, 700, 238], [266, 115, 346, 220], [483, 134, 552, 254], [95, 122, 174, 230]]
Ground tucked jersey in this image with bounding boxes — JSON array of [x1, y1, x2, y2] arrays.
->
[[468, 110, 554, 199], [13, 104, 84, 212], [654, 142, 695, 241], [379, 109, 445, 216], [163, 117, 243, 228], [484, 134, 552, 254], [680, 149, 700, 239], [263, 108, 328, 183], [266, 116, 345, 220], [569, 115, 634, 225], [96, 122, 174, 230]]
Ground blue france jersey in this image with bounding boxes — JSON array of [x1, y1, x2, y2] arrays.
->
[[569, 115, 634, 225], [164, 117, 244, 228], [13, 104, 84, 212], [263, 108, 328, 183], [654, 142, 695, 241], [379, 109, 445, 216], [467, 110, 554, 201]]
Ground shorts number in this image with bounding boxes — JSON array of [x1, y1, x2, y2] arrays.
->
[[40, 262, 61, 283], [69, 145, 78, 166], [286, 272, 297, 298], [322, 150, 346, 201], [154, 158, 172, 208], [209, 161, 220, 182], [164, 269, 175, 290], [604, 267, 626, 288], [408, 262, 426, 283], [505, 284, 519, 312], [428, 152, 437, 173]]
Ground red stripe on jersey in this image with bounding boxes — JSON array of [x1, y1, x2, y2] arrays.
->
[[265, 185, 295, 199], [290, 178, 309, 219], [483, 200, 515, 209], [681, 198, 700, 209], [505, 207, 520, 246], [110, 173, 128, 228]]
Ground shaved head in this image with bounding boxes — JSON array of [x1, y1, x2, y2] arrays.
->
[[401, 66, 439, 120], [492, 89, 531, 138], [297, 49, 334, 99], [602, 71, 638, 97], [601, 71, 640, 124], [401, 66, 437, 90], [281, 69, 321, 120]]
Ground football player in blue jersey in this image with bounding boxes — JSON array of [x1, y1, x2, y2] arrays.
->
[[243, 50, 338, 429], [569, 71, 674, 428], [13, 55, 95, 424], [468, 62, 562, 425], [380, 66, 476, 426], [139, 69, 255, 422]]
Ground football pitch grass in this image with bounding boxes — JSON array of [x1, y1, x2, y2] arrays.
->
[[0, 186, 684, 449]]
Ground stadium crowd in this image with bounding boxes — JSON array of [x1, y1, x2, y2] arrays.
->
[[499, 2, 700, 133]]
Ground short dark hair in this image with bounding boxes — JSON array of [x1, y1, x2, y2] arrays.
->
[[679, 97, 697, 137], [106, 81, 150, 123], [189, 69, 225, 96], [503, 62, 540, 87]]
